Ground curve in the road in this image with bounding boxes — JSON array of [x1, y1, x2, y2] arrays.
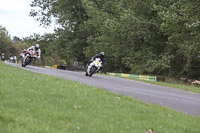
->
[[6, 62, 200, 117]]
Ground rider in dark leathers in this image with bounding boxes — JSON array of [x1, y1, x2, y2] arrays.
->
[[89, 52, 105, 65], [86, 52, 105, 73], [1, 53, 5, 61]]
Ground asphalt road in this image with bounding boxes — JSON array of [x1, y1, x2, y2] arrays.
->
[[5, 62, 200, 117]]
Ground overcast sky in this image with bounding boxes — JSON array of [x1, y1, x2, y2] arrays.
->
[[0, 0, 55, 38]]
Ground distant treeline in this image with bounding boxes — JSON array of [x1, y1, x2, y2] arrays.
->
[[0, 26, 21, 59], [1, 0, 200, 79]]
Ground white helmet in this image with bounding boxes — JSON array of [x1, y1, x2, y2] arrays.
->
[[35, 44, 40, 49]]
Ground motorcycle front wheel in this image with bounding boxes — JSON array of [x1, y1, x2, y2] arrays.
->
[[89, 66, 97, 77], [22, 57, 31, 67]]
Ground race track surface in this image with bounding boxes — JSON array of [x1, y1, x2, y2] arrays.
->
[[5, 62, 200, 117]]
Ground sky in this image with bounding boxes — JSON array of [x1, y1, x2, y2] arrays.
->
[[0, 0, 55, 38]]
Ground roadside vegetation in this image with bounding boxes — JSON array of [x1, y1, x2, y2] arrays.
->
[[143, 80, 200, 94], [111, 76, 200, 94], [1, 1, 200, 81], [0, 62, 200, 133]]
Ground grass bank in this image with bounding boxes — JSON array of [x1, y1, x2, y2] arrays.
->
[[0, 62, 200, 133], [105, 73, 200, 94], [120, 78, 200, 94], [143, 80, 200, 94]]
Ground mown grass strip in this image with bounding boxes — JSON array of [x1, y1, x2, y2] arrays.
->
[[136, 80, 200, 94], [106, 72, 200, 94], [0, 62, 200, 133]]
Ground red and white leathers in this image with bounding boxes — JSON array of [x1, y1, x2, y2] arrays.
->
[[27, 46, 41, 59]]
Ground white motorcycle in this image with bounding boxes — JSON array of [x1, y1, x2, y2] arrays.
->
[[22, 50, 37, 67], [86, 58, 102, 77]]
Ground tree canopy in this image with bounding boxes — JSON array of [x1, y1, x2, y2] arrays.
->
[[2, 0, 200, 79], [0, 26, 21, 59]]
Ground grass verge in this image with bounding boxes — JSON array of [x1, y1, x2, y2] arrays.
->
[[104, 74, 200, 94], [125, 78, 200, 94], [0, 62, 200, 133], [142, 80, 200, 94]]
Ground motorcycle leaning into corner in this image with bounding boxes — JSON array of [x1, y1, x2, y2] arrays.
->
[[21, 50, 37, 67], [10, 56, 16, 63], [1, 54, 5, 62], [85, 58, 103, 77]]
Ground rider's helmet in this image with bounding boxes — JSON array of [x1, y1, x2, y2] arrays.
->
[[35, 44, 40, 50], [100, 52, 105, 58], [2, 53, 4, 56], [100, 52, 105, 57]]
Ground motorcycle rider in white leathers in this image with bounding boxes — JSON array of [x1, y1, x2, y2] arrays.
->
[[20, 44, 41, 61]]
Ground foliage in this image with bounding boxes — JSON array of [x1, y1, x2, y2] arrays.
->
[[3, 0, 199, 79], [30, 0, 89, 64], [154, 0, 200, 78], [0, 26, 21, 59]]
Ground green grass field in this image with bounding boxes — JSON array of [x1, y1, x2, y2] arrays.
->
[[0, 62, 200, 133]]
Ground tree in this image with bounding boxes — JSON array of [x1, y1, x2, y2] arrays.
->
[[0, 25, 20, 59], [155, 0, 200, 78], [30, 0, 89, 64], [29, 0, 200, 79]]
